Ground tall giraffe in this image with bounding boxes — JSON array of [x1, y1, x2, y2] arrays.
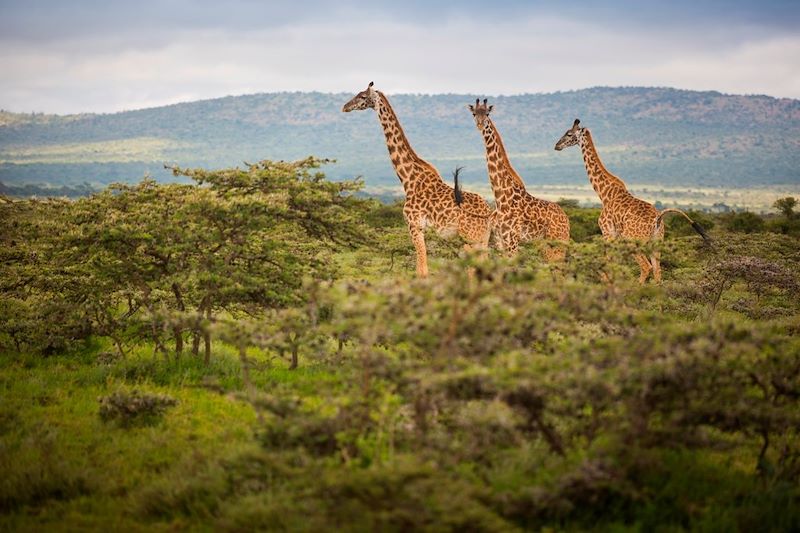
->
[[469, 99, 569, 260], [555, 119, 709, 283], [342, 82, 493, 277]]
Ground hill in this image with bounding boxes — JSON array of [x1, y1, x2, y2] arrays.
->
[[1, 87, 799, 206]]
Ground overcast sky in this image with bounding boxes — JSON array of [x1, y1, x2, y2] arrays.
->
[[1, 0, 799, 114]]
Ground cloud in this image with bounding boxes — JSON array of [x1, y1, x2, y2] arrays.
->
[[0, 2, 798, 113], [639, 36, 800, 97]]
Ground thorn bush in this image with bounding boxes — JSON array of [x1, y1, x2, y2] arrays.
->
[[98, 389, 178, 426]]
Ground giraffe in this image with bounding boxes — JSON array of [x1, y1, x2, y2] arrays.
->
[[469, 99, 569, 260], [554, 119, 709, 283], [342, 82, 493, 277]]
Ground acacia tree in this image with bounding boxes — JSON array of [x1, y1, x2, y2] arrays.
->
[[774, 197, 797, 219], [0, 157, 371, 361], [0, 197, 97, 354], [164, 157, 372, 362], [194, 252, 800, 530]]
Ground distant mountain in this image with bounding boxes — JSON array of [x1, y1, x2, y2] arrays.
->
[[1, 87, 799, 197]]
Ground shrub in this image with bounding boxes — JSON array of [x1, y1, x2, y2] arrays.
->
[[701, 255, 800, 316], [209, 255, 800, 529], [773, 197, 797, 219], [664, 209, 715, 238], [98, 389, 178, 426], [723, 211, 765, 233], [0, 158, 371, 362], [560, 206, 602, 242]]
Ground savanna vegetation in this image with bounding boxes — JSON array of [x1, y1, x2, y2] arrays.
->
[[1, 158, 799, 531]]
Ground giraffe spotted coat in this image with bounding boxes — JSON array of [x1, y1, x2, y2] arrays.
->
[[555, 119, 708, 283], [343, 83, 492, 277], [469, 99, 569, 261]]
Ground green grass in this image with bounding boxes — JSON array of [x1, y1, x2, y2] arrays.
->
[[0, 335, 366, 531], [0, 346, 258, 530]]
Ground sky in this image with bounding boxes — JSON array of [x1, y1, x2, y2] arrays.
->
[[1, 0, 799, 114]]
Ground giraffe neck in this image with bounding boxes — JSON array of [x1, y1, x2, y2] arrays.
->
[[578, 129, 627, 204], [375, 91, 439, 193], [481, 117, 526, 207]]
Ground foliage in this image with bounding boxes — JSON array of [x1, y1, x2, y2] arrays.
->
[[722, 210, 766, 233], [0, 180, 96, 198], [192, 243, 800, 530], [774, 196, 797, 219], [363, 198, 404, 228], [556, 198, 580, 209], [0, 157, 371, 361], [701, 255, 800, 317], [664, 208, 716, 237], [2, 175, 800, 530], [768, 196, 800, 237], [0, 421, 96, 513], [559, 205, 602, 242], [98, 389, 178, 426], [0, 197, 93, 354]]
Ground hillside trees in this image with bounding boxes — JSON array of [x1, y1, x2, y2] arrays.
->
[[0, 157, 371, 359]]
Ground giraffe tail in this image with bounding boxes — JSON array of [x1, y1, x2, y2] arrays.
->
[[452, 166, 464, 205], [655, 208, 711, 242]]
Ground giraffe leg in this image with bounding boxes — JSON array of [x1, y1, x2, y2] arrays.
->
[[464, 234, 489, 286], [408, 225, 428, 278], [544, 227, 568, 262], [495, 220, 521, 257], [596, 213, 618, 283], [480, 215, 493, 250], [634, 253, 652, 284], [503, 231, 520, 257], [650, 250, 662, 284], [459, 211, 491, 255], [544, 212, 570, 263], [543, 244, 566, 262]]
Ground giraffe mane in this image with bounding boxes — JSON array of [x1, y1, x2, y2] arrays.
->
[[375, 91, 444, 186], [487, 116, 526, 189], [582, 129, 627, 192], [376, 91, 423, 164]]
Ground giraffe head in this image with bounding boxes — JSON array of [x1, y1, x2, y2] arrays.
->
[[554, 119, 585, 151], [342, 81, 379, 112], [468, 98, 494, 130]]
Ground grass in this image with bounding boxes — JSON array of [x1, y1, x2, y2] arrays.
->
[[0, 138, 193, 165], [0, 340, 791, 530], [0, 345, 258, 530], [0, 331, 364, 530]]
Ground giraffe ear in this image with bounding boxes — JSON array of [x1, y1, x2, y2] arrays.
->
[[368, 81, 374, 88], [468, 104, 474, 112], [488, 105, 494, 114]]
